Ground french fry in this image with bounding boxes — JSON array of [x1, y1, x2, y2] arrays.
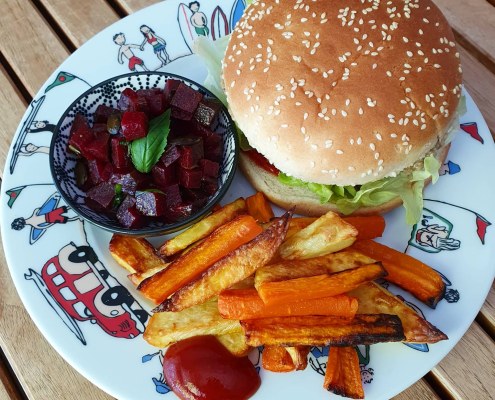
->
[[255, 250, 376, 290], [159, 198, 247, 257], [286, 217, 317, 239], [216, 331, 251, 357], [128, 265, 168, 286], [138, 215, 263, 304], [144, 299, 242, 348], [154, 214, 290, 312], [352, 240, 446, 308], [350, 282, 447, 343], [285, 346, 310, 371], [279, 211, 358, 260], [324, 347, 364, 399], [246, 192, 275, 223], [257, 263, 386, 306], [218, 289, 358, 320], [240, 314, 405, 347], [262, 346, 296, 372], [109, 234, 167, 274]]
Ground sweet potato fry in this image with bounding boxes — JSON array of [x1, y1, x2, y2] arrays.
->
[[159, 198, 247, 257], [324, 347, 364, 399], [246, 192, 275, 223], [128, 265, 168, 286], [138, 215, 262, 304], [262, 346, 295, 372], [254, 250, 376, 290], [352, 240, 446, 308], [241, 314, 405, 347], [218, 289, 358, 320], [216, 331, 251, 357], [109, 234, 167, 274], [349, 282, 447, 343], [144, 299, 242, 348], [257, 263, 386, 306], [285, 346, 310, 371], [279, 211, 358, 260], [154, 214, 290, 312]]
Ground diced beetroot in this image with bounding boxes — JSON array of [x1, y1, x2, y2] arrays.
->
[[170, 82, 203, 120], [164, 184, 182, 207], [193, 124, 215, 139], [182, 188, 208, 209], [152, 163, 178, 188], [121, 111, 149, 141], [179, 140, 204, 170], [194, 99, 222, 128], [111, 170, 150, 195], [111, 137, 131, 171], [117, 196, 145, 228], [202, 176, 219, 195], [137, 89, 167, 118], [68, 114, 94, 155], [93, 123, 108, 135], [136, 192, 168, 216], [179, 167, 202, 189], [86, 182, 115, 210], [204, 133, 223, 161], [164, 79, 181, 102], [87, 159, 113, 186], [169, 118, 197, 139], [199, 159, 220, 178], [118, 88, 146, 112], [84, 131, 110, 161], [94, 104, 119, 123], [164, 201, 195, 222], [159, 145, 181, 167]]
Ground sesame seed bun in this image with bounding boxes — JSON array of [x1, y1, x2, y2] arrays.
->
[[223, 0, 462, 187]]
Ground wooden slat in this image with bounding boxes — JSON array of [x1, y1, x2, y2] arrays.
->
[[0, 0, 69, 96], [434, 0, 495, 72], [479, 285, 495, 338], [393, 378, 440, 400], [39, 0, 119, 48], [0, 66, 28, 178], [114, 0, 160, 14], [0, 354, 24, 400], [431, 322, 495, 400]]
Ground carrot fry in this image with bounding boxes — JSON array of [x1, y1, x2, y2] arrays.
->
[[343, 215, 385, 241], [218, 289, 358, 320], [352, 240, 446, 308], [324, 347, 365, 399], [262, 346, 296, 372], [246, 192, 275, 223], [128, 265, 168, 286], [138, 215, 263, 304], [257, 263, 386, 306], [240, 314, 405, 347]]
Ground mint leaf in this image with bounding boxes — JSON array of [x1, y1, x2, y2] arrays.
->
[[130, 109, 171, 173]]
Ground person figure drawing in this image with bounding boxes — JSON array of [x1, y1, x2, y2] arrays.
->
[[139, 25, 171, 67], [113, 32, 149, 72], [189, 2, 209, 37]]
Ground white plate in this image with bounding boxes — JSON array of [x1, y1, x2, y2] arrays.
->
[[1, 1, 494, 399]]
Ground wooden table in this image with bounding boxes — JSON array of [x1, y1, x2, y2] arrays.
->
[[0, 1, 494, 399]]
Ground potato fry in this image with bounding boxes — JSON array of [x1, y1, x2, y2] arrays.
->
[[109, 234, 167, 274], [159, 198, 247, 257], [279, 211, 358, 260], [128, 265, 168, 286], [138, 215, 263, 304], [246, 192, 275, 223], [324, 347, 364, 399], [255, 250, 376, 290], [144, 299, 241, 348], [240, 314, 405, 347], [257, 263, 386, 306], [352, 240, 446, 308], [262, 346, 296, 372], [349, 282, 447, 343], [154, 214, 290, 312], [285, 346, 309, 371], [216, 331, 251, 357]]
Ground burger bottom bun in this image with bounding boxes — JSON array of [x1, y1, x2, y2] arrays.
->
[[239, 145, 451, 217]]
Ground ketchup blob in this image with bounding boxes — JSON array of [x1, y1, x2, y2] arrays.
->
[[245, 150, 280, 176], [163, 335, 261, 400]]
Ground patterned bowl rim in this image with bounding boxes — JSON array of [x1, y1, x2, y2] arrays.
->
[[49, 71, 239, 236]]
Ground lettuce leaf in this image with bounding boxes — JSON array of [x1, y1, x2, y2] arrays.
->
[[279, 155, 441, 224]]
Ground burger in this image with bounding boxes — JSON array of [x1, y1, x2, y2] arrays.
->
[[218, 0, 463, 224]]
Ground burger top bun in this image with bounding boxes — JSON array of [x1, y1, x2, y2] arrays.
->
[[223, 0, 463, 186]]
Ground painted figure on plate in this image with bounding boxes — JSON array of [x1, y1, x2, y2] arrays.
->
[[18, 143, 49, 157], [113, 32, 149, 72], [139, 25, 171, 67], [189, 2, 209, 36], [27, 120, 57, 134]]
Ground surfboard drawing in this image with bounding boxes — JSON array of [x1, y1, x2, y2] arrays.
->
[[177, 3, 198, 53], [211, 6, 229, 40], [30, 192, 61, 244], [229, 0, 246, 31]]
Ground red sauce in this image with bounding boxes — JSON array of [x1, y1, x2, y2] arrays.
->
[[163, 335, 261, 400], [245, 150, 280, 176]]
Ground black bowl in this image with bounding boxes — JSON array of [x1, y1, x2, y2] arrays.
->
[[50, 72, 238, 236]]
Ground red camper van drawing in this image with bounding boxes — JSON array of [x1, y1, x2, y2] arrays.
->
[[26, 242, 148, 344]]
